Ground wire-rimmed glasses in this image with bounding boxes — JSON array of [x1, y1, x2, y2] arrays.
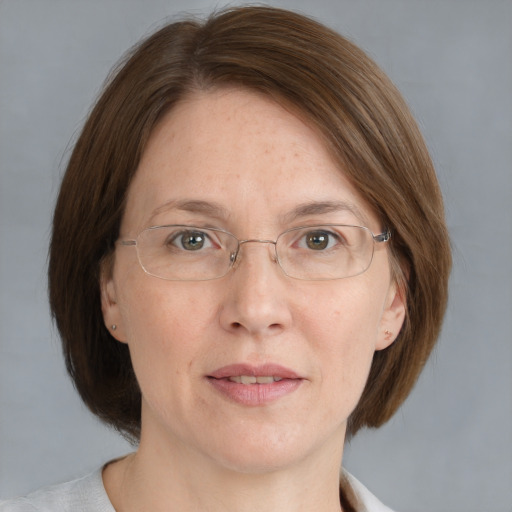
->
[[118, 224, 391, 281]]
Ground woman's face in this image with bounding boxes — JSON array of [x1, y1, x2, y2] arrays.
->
[[101, 88, 405, 473]]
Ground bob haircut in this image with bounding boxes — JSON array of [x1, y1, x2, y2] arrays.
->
[[49, 5, 451, 441]]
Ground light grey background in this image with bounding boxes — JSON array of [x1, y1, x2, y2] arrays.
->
[[1, 1, 511, 511]]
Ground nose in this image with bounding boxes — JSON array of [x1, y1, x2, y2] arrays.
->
[[219, 241, 293, 337]]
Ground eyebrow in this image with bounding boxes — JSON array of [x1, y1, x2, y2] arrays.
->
[[281, 200, 368, 225], [148, 198, 367, 226], [148, 199, 230, 224]]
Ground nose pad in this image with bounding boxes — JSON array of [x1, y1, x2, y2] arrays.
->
[[229, 249, 242, 272], [230, 240, 278, 272], [269, 244, 278, 263]]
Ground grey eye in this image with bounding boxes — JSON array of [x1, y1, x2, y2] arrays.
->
[[173, 231, 210, 251]]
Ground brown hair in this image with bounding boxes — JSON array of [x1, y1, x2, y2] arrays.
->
[[49, 5, 451, 441]]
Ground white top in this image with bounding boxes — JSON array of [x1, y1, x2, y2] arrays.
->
[[0, 467, 395, 512]]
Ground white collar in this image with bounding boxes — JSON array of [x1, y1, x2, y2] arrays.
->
[[341, 470, 396, 512]]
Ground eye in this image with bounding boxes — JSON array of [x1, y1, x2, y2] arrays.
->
[[169, 230, 214, 251], [299, 229, 342, 251]]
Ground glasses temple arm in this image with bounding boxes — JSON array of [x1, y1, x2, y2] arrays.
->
[[374, 229, 391, 243]]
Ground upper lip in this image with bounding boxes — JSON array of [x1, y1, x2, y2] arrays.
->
[[208, 364, 301, 380]]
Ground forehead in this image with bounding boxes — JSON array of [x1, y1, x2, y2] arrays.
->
[[122, 87, 377, 233]]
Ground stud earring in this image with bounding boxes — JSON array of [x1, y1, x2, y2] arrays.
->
[[384, 329, 392, 340], [111, 324, 117, 331]]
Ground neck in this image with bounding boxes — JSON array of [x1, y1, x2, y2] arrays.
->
[[104, 419, 346, 512]]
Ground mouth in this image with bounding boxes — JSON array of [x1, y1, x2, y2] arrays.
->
[[226, 375, 283, 384], [207, 364, 303, 406]]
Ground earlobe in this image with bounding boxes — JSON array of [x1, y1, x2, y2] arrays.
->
[[376, 282, 406, 351], [100, 272, 127, 343]]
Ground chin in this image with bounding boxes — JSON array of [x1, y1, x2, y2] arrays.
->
[[204, 423, 334, 475]]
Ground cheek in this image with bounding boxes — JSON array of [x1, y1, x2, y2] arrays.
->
[[118, 280, 215, 377], [299, 285, 384, 406], [303, 284, 383, 349]]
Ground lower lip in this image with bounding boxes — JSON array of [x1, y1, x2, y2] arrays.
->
[[207, 377, 303, 406]]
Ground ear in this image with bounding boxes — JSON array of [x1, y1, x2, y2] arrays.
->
[[376, 280, 406, 351], [100, 264, 127, 343]]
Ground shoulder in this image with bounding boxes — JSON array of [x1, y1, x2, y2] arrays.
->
[[341, 470, 397, 512], [0, 469, 114, 512]]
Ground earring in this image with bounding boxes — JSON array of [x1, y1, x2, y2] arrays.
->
[[111, 324, 117, 331], [384, 329, 392, 340]]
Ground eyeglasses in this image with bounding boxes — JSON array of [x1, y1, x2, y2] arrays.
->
[[118, 224, 391, 281]]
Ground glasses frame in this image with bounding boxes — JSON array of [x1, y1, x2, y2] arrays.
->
[[118, 224, 391, 281]]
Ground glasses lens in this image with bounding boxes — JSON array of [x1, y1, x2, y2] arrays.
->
[[136, 226, 238, 281], [276, 225, 374, 280]]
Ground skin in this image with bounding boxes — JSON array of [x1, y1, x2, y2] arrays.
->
[[101, 87, 406, 512]]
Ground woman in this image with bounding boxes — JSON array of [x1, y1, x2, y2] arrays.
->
[[1, 6, 451, 512]]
